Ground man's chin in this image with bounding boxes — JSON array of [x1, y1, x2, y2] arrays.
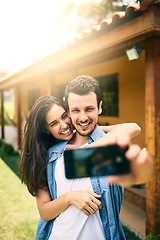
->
[[77, 129, 93, 137]]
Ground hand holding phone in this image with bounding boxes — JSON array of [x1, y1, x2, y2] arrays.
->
[[64, 144, 130, 179]]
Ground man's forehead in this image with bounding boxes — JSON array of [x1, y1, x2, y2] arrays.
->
[[68, 92, 97, 102], [68, 92, 97, 108]]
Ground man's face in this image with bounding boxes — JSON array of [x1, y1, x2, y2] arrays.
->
[[68, 92, 102, 137]]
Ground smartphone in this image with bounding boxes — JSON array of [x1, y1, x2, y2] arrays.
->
[[64, 144, 130, 179]]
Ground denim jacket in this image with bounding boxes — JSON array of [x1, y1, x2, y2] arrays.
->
[[35, 126, 126, 240]]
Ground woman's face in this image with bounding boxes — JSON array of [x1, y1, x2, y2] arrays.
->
[[45, 104, 73, 141]]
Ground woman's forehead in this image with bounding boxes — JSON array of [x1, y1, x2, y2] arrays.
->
[[46, 104, 66, 122]]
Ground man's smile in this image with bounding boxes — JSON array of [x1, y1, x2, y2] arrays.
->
[[78, 121, 92, 129]]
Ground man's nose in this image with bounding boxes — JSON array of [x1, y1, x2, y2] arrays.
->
[[79, 111, 88, 122]]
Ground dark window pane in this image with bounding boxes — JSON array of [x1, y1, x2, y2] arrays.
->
[[97, 74, 119, 117]]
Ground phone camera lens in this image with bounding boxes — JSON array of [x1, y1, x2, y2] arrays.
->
[[115, 156, 123, 163]]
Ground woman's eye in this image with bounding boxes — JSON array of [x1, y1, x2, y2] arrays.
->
[[51, 122, 57, 127], [62, 114, 68, 119]]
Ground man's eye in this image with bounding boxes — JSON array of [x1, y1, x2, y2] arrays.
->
[[72, 109, 79, 113], [87, 108, 94, 112]]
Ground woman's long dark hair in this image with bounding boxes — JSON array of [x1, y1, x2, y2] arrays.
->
[[20, 96, 63, 196]]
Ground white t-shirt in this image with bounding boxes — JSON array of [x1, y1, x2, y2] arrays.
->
[[49, 146, 105, 240]]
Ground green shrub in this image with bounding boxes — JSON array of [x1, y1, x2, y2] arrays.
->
[[1, 141, 19, 155], [146, 233, 160, 240], [2, 142, 14, 154]]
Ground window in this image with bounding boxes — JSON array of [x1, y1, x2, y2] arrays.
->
[[28, 89, 40, 110], [97, 74, 119, 117]]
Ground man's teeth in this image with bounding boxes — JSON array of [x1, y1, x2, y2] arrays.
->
[[79, 122, 89, 126], [61, 128, 70, 135]]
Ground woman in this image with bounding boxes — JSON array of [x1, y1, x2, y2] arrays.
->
[[20, 95, 141, 239]]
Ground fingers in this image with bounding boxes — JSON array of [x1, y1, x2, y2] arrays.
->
[[80, 191, 102, 216], [107, 144, 152, 186], [117, 134, 131, 148], [81, 200, 102, 216], [107, 173, 135, 186], [125, 144, 141, 161]]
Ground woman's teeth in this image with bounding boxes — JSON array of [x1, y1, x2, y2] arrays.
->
[[61, 128, 70, 135]]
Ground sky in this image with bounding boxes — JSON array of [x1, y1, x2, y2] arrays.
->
[[0, 0, 137, 75]]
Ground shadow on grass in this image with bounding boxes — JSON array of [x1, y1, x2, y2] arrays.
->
[[0, 146, 21, 179]]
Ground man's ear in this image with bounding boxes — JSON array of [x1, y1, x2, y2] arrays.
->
[[98, 101, 102, 115]]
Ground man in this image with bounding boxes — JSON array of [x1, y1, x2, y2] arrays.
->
[[65, 75, 151, 187], [36, 75, 152, 240]]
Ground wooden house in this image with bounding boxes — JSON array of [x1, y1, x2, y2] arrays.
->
[[0, 0, 160, 235]]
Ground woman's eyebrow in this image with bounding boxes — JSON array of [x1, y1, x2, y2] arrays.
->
[[48, 120, 56, 126], [62, 112, 67, 117]]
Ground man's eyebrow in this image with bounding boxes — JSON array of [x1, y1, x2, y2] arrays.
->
[[86, 105, 95, 108], [70, 106, 78, 110], [48, 120, 56, 126]]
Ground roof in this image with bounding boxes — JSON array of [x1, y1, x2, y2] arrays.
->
[[0, 0, 160, 89], [78, 0, 160, 39]]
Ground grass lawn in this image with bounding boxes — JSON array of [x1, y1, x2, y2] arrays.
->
[[0, 158, 39, 240]]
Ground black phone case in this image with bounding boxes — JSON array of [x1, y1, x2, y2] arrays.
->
[[64, 144, 130, 179]]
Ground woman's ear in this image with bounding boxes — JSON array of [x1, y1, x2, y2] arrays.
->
[[45, 129, 50, 134], [98, 101, 102, 115]]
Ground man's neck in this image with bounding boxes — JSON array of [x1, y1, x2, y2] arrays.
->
[[67, 132, 88, 149]]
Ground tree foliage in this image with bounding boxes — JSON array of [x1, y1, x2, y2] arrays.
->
[[56, 0, 141, 35]]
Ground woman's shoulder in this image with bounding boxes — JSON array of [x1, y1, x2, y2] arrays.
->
[[48, 140, 68, 156]]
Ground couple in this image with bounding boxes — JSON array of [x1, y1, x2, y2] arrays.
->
[[20, 75, 152, 240]]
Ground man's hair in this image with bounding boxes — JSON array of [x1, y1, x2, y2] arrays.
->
[[65, 75, 101, 109]]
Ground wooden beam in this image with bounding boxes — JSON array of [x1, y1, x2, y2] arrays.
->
[[145, 37, 160, 235], [0, 90, 4, 139]]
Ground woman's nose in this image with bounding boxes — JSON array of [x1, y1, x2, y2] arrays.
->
[[60, 120, 68, 128]]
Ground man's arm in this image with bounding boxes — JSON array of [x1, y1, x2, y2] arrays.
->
[[87, 124, 152, 187], [106, 134, 152, 186]]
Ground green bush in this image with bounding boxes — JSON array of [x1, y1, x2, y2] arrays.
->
[[2, 141, 14, 154], [146, 233, 160, 240], [1, 141, 19, 155]]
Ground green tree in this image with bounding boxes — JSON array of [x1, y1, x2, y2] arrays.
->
[[55, 0, 141, 37]]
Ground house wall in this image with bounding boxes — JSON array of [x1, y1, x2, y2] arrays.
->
[[56, 51, 145, 147], [14, 51, 145, 148]]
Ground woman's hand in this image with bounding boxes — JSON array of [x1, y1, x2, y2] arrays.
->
[[66, 190, 102, 216]]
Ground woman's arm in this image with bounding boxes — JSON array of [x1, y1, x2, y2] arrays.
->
[[36, 189, 102, 222], [89, 123, 141, 148], [100, 123, 141, 138]]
